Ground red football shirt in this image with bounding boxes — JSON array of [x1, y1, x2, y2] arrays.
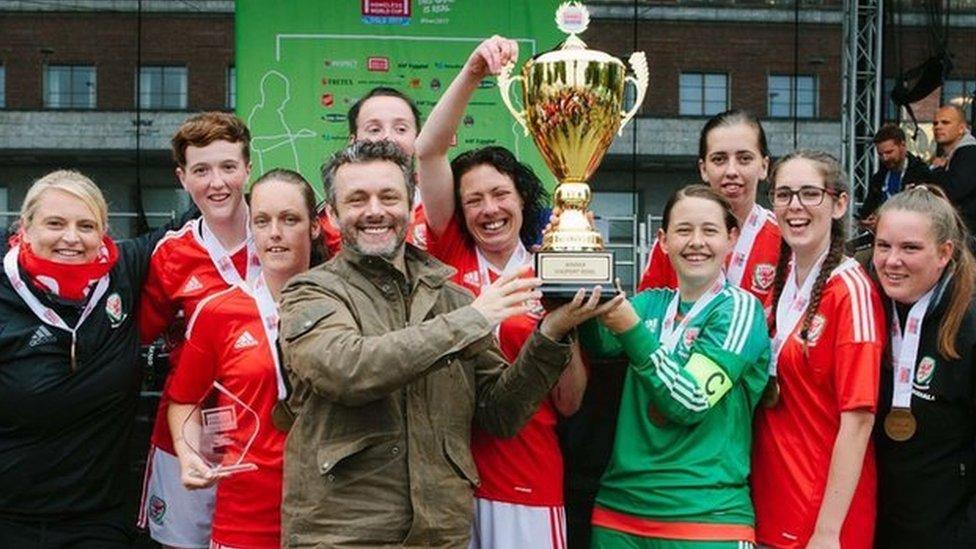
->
[[638, 205, 781, 300], [318, 202, 428, 257], [168, 285, 285, 549], [752, 261, 884, 548], [140, 219, 251, 454], [426, 217, 564, 506]]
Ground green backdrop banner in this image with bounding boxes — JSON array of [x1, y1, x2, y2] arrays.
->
[[236, 0, 562, 198]]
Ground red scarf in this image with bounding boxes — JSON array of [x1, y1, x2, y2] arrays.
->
[[11, 232, 119, 301]]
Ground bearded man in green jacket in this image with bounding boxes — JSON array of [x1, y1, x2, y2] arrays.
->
[[278, 139, 622, 547]]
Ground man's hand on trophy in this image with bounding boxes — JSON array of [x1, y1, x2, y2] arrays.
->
[[540, 286, 626, 341], [471, 264, 542, 327], [466, 35, 519, 80]]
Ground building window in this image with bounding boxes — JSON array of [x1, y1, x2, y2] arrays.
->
[[942, 78, 975, 120], [44, 65, 96, 109], [0, 65, 5, 108], [768, 74, 817, 118], [679, 73, 728, 116], [138, 66, 187, 110], [227, 66, 236, 110]]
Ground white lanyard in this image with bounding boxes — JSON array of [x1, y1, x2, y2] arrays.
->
[[199, 218, 261, 287], [246, 275, 287, 400], [4, 246, 111, 370], [475, 242, 532, 336], [726, 204, 766, 287], [770, 251, 826, 376], [659, 273, 726, 352], [889, 289, 934, 409]]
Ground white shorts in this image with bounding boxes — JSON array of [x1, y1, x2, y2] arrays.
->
[[138, 445, 216, 548], [469, 498, 566, 549]]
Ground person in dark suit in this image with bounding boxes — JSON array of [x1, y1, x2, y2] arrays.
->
[[858, 123, 931, 231]]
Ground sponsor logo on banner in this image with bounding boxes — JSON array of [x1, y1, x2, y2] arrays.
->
[[362, 0, 410, 16], [430, 78, 442, 90], [322, 77, 354, 87], [323, 114, 346, 124], [321, 93, 335, 108], [324, 59, 358, 69], [106, 292, 127, 327], [915, 356, 937, 388], [463, 115, 475, 127], [148, 495, 167, 525], [367, 56, 390, 72], [753, 263, 776, 291]]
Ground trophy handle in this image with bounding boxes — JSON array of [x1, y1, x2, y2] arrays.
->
[[619, 52, 649, 136], [498, 62, 529, 136]]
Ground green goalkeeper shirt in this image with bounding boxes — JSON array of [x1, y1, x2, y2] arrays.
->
[[580, 284, 770, 530]]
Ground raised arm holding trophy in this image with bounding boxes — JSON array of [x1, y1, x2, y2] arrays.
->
[[498, 1, 648, 297]]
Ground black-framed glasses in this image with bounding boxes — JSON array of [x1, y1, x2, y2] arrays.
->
[[768, 186, 836, 207]]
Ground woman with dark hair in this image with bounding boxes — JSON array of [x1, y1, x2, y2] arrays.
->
[[415, 35, 588, 548], [579, 184, 770, 547], [752, 150, 885, 549], [167, 169, 322, 549], [639, 109, 781, 300], [871, 185, 976, 548]]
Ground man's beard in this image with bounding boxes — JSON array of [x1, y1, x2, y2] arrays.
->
[[340, 223, 408, 260]]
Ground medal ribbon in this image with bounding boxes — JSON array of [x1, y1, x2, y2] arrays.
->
[[725, 204, 766, 287], [475, 242, 533, 336], [199, 218, 261, 287], [4, 246, 111, 370], [659, 273, 726, 352], [246, 275, 287, 400], [770, 250, 827, 376], [889, 289, 934, 409]]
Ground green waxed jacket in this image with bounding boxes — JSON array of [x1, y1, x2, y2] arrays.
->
[[278, 245, 572, 548]]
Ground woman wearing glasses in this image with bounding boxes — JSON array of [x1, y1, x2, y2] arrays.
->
[[752, 151, 885, 549], [871, 186, 976, 548]]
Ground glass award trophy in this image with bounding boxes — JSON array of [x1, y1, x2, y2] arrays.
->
[[181, 381, 259, 475]]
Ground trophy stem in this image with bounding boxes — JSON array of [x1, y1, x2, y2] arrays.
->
[[543, 182, 604, 252]]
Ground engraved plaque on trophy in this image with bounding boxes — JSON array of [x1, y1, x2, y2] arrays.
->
[[498, 1, 648, 298]]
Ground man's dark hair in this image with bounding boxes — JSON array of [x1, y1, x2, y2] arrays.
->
[[450, 146, 550, 249], [347, 87, 422, 136], [321, 139, 415, 211], [873, 123, 906, 145]]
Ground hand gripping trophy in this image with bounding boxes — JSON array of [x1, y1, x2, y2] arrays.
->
[[498, 1, 648, 298]]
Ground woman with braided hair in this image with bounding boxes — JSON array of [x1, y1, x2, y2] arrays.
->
[[751, 150, 885, 549]]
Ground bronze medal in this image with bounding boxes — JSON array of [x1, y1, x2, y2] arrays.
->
[[884, 407, 917, 441], [761, 378, 781, 408], [271, 401, 295, 432], [647, 404, 668, 427]]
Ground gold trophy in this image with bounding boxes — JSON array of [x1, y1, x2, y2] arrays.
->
[[498, 1, 648, 297]]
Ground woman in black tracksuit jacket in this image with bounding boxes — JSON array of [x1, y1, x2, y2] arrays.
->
[[0, 170, 191, 548], [871, 185, 976, 548]]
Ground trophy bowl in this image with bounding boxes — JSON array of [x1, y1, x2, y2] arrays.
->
[[498, 1, 648, 298]]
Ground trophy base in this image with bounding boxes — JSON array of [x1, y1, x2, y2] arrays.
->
[[535, 250, 616, 301]]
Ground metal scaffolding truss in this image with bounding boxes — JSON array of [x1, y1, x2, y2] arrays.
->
[[841, 0, 884, 205]]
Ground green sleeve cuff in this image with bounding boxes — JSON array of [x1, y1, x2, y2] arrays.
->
[[616, 321, 659, 367]]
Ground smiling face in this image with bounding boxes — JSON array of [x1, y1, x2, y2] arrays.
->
[[458, 163, 524, 262], [698, 123, 769, 219], [873, 209, 952, 304], [177, 140, 251, 224], [772, 157, 848, 261], [354, 95, 419, 158], [330, 160, 411, 259], [23, 189, 104, 264], [659, 196, 738, 290], [250, 179, 318, 279]]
